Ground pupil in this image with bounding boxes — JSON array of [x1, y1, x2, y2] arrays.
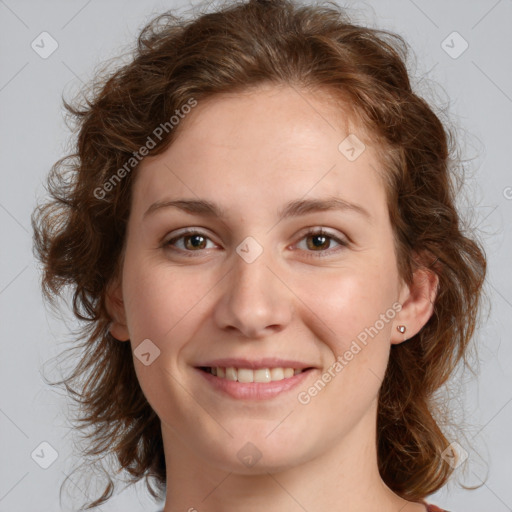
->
[[188, 235, 205, 249], [311, 235, 328, 249]]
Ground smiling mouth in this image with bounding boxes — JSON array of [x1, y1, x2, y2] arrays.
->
[[197, 366, 314, 383]]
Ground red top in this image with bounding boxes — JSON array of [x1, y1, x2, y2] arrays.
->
[[156, 503, 447, 512], [425, 502, 448, 511]]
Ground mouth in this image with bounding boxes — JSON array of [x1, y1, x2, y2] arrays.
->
[[196, 366, 314, 383], [194, 364, 317, 400]]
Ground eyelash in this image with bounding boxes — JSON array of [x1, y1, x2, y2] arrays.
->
[[162, 228, 348, 258]]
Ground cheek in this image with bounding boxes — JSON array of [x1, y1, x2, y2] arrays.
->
[[122, 256, 219, 345], [296, 265, 398, 341], [121, 258, 216, 413], [293, 264, 398, 405]]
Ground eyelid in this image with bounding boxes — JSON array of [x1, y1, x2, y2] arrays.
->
[[294, 226, 347, 242]]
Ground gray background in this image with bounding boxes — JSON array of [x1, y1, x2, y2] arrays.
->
[[1, 0, 511, 511]]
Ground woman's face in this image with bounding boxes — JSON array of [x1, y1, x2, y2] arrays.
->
[[108, 84, 432, 473]]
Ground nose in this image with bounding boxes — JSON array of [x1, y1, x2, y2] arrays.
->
[[212, 244, 293, 339]]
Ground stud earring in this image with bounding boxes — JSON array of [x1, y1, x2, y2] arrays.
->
[[396, 325, 406, 334]]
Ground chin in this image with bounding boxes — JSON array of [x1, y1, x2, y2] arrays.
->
[[199, 429, 315, 475], [219, 450, 305, 475]]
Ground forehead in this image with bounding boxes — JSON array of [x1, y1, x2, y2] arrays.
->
[[131, 85, 387, 221]]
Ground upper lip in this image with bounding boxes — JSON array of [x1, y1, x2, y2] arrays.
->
[[195, 358, 317, 370]]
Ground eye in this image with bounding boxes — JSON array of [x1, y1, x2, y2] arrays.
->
[[162, 227, 348, 258], [295, 228, 348, 257], [163, 230, 217, 255]]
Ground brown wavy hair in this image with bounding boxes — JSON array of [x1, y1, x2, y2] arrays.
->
[[31, 0, 489, 508]]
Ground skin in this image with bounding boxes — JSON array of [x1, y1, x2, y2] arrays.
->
[[107, 84, 438, 512]]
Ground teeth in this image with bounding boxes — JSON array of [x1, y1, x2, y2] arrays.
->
[[207, 366, 306, 382], [270, 367, 284, 380], [284, 368, 295, 378], [225, 367, 237, 381]]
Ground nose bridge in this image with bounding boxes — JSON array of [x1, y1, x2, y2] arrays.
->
[[213, 237, 292, 338]]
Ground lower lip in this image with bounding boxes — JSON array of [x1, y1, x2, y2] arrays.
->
[[195, 367, 315, 400]]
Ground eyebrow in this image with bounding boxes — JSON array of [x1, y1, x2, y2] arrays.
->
[[143, 196, 372, 222]]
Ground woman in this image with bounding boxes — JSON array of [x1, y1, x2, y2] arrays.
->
[[32, 0, 487, 510]]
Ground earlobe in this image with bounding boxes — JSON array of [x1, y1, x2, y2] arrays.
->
[[105, 279, 130, 342], [392, 266, 439, 345]]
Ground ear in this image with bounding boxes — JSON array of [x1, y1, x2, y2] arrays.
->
[[391, 263, 439, 345], [105, 278, 130, 342]]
